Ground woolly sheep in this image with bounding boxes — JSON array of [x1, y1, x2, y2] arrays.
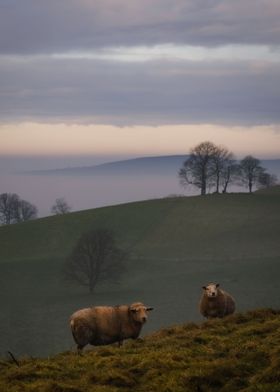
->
[[199, 283, 236, 319], [70, 302, 153, 352]]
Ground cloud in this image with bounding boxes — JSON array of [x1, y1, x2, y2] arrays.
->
[[0, 56, 279, 126], [52, 44, 280, 63], [1, 1, 279, 127], [0, 0, 280, 54]]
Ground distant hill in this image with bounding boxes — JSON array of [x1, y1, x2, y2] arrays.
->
[[27, 155, 280, 178], [1, 309, 280, 392], [0, 192, 280, 357], [27, 155, 188, 176]]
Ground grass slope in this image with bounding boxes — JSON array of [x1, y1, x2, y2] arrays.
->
[[1, 192, 280, 263], [0, 191, 280, 357], [1, 309, 280, 392], [255, 184, 280, 195]]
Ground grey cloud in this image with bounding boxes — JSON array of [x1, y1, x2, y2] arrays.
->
[[0, 56, 279, 125], [0, 0, 280, 54]]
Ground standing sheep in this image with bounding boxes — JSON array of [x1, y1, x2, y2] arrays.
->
[[199, 283, 235, 319], [70, 302, 153, 352]]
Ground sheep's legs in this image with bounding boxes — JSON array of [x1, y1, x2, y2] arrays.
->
[[77, 345, 84, 355]]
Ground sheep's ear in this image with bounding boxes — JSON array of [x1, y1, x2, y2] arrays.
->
[[216, 283, 220, 288], [129, 307, 137, 313], [146, 307, 154, 311], [202, 286, 207, 290]]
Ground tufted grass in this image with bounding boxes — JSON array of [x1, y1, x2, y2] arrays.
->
[[1, 309, 280, 392]]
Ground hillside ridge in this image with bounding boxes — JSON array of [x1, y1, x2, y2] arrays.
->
[[1, 309, 280, 392]]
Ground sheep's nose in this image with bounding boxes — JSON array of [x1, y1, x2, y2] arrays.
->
[[211, 292, 215, 296], [142, 317, 147, 323]]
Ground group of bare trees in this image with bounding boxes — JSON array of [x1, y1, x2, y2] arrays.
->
[[0, 194, 73, 225], [179, 141, 277, 195], [0, 193, 38, 225]]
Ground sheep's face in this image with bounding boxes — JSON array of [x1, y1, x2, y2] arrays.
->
[[203, 283, 220, 298], [129, 302, 153, 324]]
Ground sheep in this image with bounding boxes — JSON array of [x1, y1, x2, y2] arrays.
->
[[70, 302, 153, 352], [199, 283, 235, 319]]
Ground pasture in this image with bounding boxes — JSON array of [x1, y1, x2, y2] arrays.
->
[[0, 189, 279, 357]]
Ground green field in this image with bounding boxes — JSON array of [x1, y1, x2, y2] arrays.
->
[[1, 309, 280, 392], [0, 189, 280, 357]]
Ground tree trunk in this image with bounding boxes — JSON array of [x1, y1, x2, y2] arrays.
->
[[223, 180, 228, 193], [201, 168, 206, 195], [216, 173, 220, 193], [89, 281, 95, 293], [223, 169, 230, 193], [89, 274, 97, 293], [201, 184, 206, 195], [249, 180, 253, 193]]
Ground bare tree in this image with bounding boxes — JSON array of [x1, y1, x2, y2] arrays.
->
[[239, 155, 265, 193], [64, 228, 126, 293], [16, 200, 38, 222], [212, 146, 235, 193], [0, 193, 20, 224], [0, 193, 37, 224], [220, 159, 240, 194], [179, 141, 217, 195], [257, 172, 278, 189], [51, 198, 71, 215]]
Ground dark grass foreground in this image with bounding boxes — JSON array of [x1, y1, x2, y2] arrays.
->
[[1, 309, 280, 392]]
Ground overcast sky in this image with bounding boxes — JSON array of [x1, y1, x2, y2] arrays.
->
[[1, 0, 280, 163]]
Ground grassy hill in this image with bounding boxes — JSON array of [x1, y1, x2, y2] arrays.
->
[[0, 191, 280, 357], [1, 309, 280, 392], [255, 184, 280, 195], [1, 190, 280, 261]]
